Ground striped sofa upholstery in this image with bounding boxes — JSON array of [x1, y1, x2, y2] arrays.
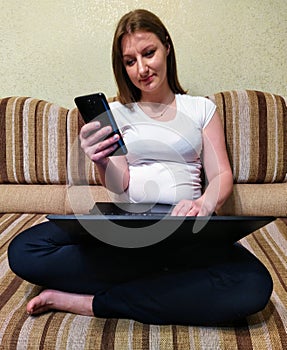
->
[[0, 97, 107, 214], [207, 90, 287, 216], [0, 90, 286, 215], [0, 91, 287, 349], [208, 90, 287, 184], [0, 96, 102, 185]]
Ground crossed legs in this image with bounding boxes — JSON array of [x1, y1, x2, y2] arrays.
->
[[8, 221, 273, 326]]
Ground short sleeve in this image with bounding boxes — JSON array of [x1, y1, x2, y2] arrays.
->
[[201, 97, 217, 129]]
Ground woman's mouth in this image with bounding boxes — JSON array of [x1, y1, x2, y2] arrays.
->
[[140, 74, 154, 84]]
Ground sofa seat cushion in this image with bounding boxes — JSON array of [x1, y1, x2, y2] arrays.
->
[[65, 185, 111, 214], [0, 184, 68, 214], [1, 214, 287, 349], [217, 183, 287, 216]]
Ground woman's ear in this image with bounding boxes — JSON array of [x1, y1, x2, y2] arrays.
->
[[166, 43, 170, 56], [165, 37, 170, 55]]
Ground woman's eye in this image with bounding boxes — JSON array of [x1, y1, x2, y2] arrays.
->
[[145, 50, 155, 58], [125, 59, 135, 67]]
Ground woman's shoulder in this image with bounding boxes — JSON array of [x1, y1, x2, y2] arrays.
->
[[177, 94, 216, 127], [177, 93, 216, 111], [177, 93, 214, 105], [109, 100, 122, 109]]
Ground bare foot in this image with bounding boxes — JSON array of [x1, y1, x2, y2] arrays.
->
[[26, 289, 94, 316]]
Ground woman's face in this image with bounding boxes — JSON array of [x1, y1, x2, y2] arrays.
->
[[121, 31, 170, 99]]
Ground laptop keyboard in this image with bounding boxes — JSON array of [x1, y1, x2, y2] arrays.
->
[[90, 203, 172, 216]]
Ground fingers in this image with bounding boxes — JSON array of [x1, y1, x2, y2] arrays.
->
[[79, 121, 120, 162], [80, 121, 105, 144], [171, 200, 200, 217], [90, 138, 119, 162]]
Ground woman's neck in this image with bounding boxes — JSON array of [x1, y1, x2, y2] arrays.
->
[[140, 84, 174, 104], [137, 91, 176, 121]]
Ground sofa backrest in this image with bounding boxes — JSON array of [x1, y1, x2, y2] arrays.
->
[[0, 96, 100, 185], [0, 90, 286, 186], [207, 90, 287, 184]]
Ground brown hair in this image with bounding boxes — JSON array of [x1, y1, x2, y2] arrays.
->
[[112, 9, 186, 105]]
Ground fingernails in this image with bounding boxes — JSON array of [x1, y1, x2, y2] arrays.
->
[[94, 121, 100, 128], [113, 134, 119, 140]]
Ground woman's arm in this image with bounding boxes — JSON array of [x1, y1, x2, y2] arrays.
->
[[172, 110, 233, 216], [79, 121, 130, 194], [199, 110, 233, 214]]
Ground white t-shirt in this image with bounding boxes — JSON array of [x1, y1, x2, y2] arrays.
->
[[110, 94, 216, 204]]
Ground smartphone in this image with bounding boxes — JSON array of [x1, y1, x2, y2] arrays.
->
[[74, 92, 127, 156]]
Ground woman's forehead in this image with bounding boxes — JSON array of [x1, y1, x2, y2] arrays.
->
[[121, 31, 161, 55]]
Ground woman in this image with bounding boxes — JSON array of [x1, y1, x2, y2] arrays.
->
[[8, 9, 272, 326]]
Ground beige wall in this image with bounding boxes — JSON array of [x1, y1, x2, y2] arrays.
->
[[1, 0, 286, 108]]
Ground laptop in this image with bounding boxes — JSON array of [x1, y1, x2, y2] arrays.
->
[[47, 202, 275, 249]]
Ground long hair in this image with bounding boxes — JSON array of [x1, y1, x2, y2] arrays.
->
[[112, 9, 186, 105]]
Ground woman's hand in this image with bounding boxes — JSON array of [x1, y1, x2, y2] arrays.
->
[[79, 121, 130, 193], [79, 121, 120, 164], [171, 198, 212, 217]]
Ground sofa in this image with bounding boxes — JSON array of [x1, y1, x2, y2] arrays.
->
[[0, 89, 286, 349]]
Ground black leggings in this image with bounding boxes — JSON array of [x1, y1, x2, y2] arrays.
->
[[8, 221, 273, 326]]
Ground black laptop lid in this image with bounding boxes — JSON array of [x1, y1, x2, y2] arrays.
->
[[47, 202, 275, 249]]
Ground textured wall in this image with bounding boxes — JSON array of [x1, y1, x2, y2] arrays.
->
[[1, 0, 286, 108]]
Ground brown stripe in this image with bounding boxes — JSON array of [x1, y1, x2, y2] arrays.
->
[[246, 90, 260, 182], [274, 95, 287, 182], [67, 108, 82, 184], [36, 100, 47, 183], [264, 92, 277, 182], [142, 323, 150, 350], [0, 275, 23, 311], [0, 98, 9, 183], [39, 312, 55, 349], [26, 98, 41, 183], [174, 325, 191, 350], [279, 95, 287, 182], [0, 214, 22, 251], [219, 92, 228, 139], [225, 91, 238, 178], [78, 113, 90, 184], [57, 106, 69, 184], [44, 312, 68, 348], [235, 322, 253, 349], [6, 305, 30, 348], [100, 318, 118, 350], [0, 213, 22, 233], [172, 325, 179, 350], [256, 91, 268, 182], [67, 108, 100, 185], [3, 97, 16, 183], [15, 97, 27, 183], [272, 305, 287, 348], [216, 92, 233, 170], [0, 214, 46, 257], [216, 91, 235, 174], [44, 102, 51, 183], [252, 231, 287, 294]]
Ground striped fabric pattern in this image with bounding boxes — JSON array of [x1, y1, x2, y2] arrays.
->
[[66, 107, 100, 186], [1, 91, 286, 186], [0, 214, 287, 349], [0, 97, 68, 184], [0, 97, 100, 185], [207, 90, 287, 184]]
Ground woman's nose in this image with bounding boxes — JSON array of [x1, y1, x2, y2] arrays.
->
[[138, 58, 148, 76]]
